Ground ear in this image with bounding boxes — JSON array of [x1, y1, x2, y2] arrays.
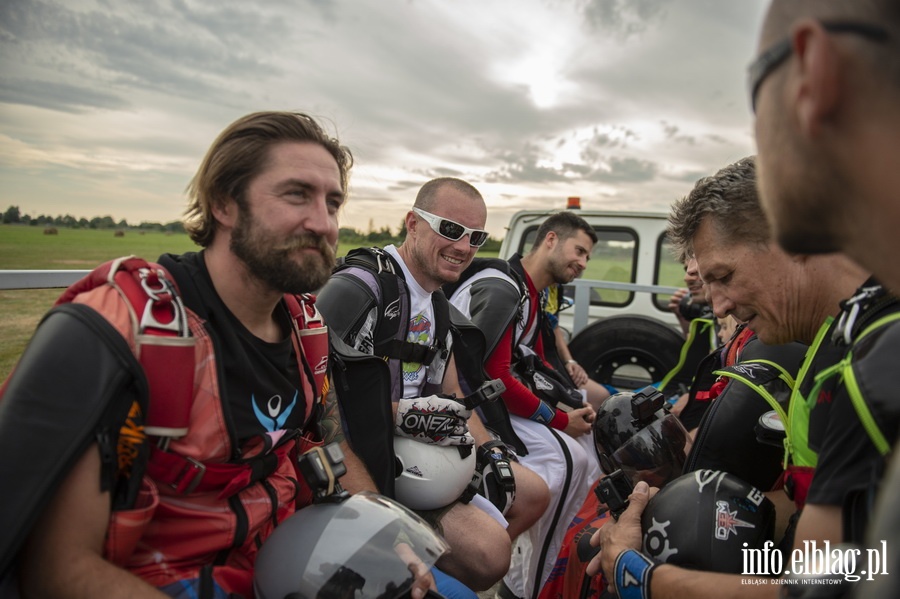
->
[[405, 210, 418, 238], [545, 231, 559, 249], [211, 197, 239, 229], [791, 20, 842, 137]]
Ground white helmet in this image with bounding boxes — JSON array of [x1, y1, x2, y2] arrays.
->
[[393, 436, 476, 510]]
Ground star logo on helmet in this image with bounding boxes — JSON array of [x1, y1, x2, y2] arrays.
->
[[714, 500, 755, 540]]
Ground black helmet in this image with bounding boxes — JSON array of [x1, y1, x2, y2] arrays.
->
[[592, 386, 691, 487], [641, 470, 775, 573], [513, 350, 585, 411], [254, 491, 448, 599]]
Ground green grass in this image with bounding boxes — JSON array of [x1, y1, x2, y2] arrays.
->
[[0, 225, 200, 269], [0, 225, 499, 380]]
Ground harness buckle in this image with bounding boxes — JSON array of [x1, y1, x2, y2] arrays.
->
[[172, 456, 206, 495], [138, 268, 189, 335]]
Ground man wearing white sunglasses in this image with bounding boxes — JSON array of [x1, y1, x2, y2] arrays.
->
[[318, 178, 549, 596]]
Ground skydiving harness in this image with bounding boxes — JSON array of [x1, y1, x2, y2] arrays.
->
[[61, 256, 329, 498], [657, 316, 716, 394], [782, 284, 900, 506], [334, 247, 451, 381], [56, 256, 196, 443], [814, 285, 899, 457]]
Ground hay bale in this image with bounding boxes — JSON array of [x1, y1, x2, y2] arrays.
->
[[43, 227, 58, 235], [114, 230, 125, 237]]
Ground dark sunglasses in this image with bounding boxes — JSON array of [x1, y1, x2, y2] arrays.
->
[[747, 21, 890, 112], [412, 208, 489, 247]]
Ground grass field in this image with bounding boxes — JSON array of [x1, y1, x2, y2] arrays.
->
[[0, 225, 199, 380], [0, 224, 501, 380], [0, 224, 680, 381]]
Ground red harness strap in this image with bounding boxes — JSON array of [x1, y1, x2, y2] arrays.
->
[[58, 256, 196, 437], [146, 293, 329, 499], [147, 441, 295, 499]]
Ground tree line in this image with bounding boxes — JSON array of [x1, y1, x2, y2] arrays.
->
[[2, 205, 185, 233], [2, 205, 502, 250]]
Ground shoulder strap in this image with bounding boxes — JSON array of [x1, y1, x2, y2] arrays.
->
[[59, 256, 196, 439], [825, 312, 900, 457], [283, 293, 329, 403], [658, 317, 715, 393], [713, 359, 793, 425], [336, 247, 451, 367], [335, 247, 410, 358]]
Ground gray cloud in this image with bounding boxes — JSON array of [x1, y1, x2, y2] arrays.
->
[[581, 0, 673, 38], [0, 77, 129, 112], [0, 0, 770, 233]]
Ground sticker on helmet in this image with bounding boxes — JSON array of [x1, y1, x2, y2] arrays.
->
[[644, 517, 679, 562], [715, 500, 755, 541]]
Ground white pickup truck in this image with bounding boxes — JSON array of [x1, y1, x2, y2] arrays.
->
[[498, 208, 687, 390]]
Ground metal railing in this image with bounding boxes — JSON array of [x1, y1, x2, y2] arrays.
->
[[1, 270, 680, 336]]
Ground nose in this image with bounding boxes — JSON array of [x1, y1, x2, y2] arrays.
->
[[303, 194, 338, 239], [450, 234, 473, 252], [684, 258, 699, 285], [707, 284, 733, 319]]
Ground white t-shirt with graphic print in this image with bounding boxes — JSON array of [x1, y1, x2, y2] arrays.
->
[[343, 245, 453, 400], [384, 245, 440, 399]]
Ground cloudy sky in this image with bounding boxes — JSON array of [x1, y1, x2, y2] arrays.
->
[[0, 0, 769, 237]]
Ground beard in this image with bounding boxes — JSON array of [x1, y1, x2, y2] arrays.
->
[[548, 250, 577, 285], [759, 163, 844, 255], [757, 113, 847, 256], [230, 206, 336, 294]]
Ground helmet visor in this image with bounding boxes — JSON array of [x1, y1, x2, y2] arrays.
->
[[255, 491, 449, 599], [611, 413, 692, 488]]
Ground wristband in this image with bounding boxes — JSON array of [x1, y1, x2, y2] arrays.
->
[[614, 549, 656, 599], [566, 359, 578, 365]]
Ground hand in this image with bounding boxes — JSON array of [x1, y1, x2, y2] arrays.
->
[[565, 360, 589, 387], [586, 481, 654, 581], [395, 542, 438, 599], [667, 288, 689, 314], [668, 288, 691, 336], [669, 392, 689, 417], [563, 405, 595, 438], [395, 396, 474, 446]]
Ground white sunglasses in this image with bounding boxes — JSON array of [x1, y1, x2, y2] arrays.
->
[[412, 208, 489, 247]]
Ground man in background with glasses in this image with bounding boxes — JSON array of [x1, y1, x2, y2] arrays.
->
[[752, 2, 900, 598], [448, 210, 600, 599], [318, 177, 549, 596], [587, 1, 900, 597]]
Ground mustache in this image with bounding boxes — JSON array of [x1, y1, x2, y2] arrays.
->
[[275, 235, 336, 260]]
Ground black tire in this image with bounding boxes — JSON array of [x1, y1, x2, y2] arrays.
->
[[568, 315, 684, 391]]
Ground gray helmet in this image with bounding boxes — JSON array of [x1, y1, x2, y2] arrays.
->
[[254, 491, 448, 599]]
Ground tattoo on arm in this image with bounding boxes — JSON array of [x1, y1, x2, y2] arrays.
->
[[318, 383, 346, 445]]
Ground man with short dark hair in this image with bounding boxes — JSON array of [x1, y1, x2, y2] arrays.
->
[[448, 210, 600, 599]]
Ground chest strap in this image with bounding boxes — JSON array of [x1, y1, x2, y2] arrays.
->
[[147, 438, 296, 499]]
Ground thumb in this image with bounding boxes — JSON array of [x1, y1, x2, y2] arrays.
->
[[619, 481, 651, 522], [628, 481, 651, 508]]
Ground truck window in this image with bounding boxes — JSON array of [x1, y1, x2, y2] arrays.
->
[[520, 226, 638, 307], [654, 235, 686, 310]]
